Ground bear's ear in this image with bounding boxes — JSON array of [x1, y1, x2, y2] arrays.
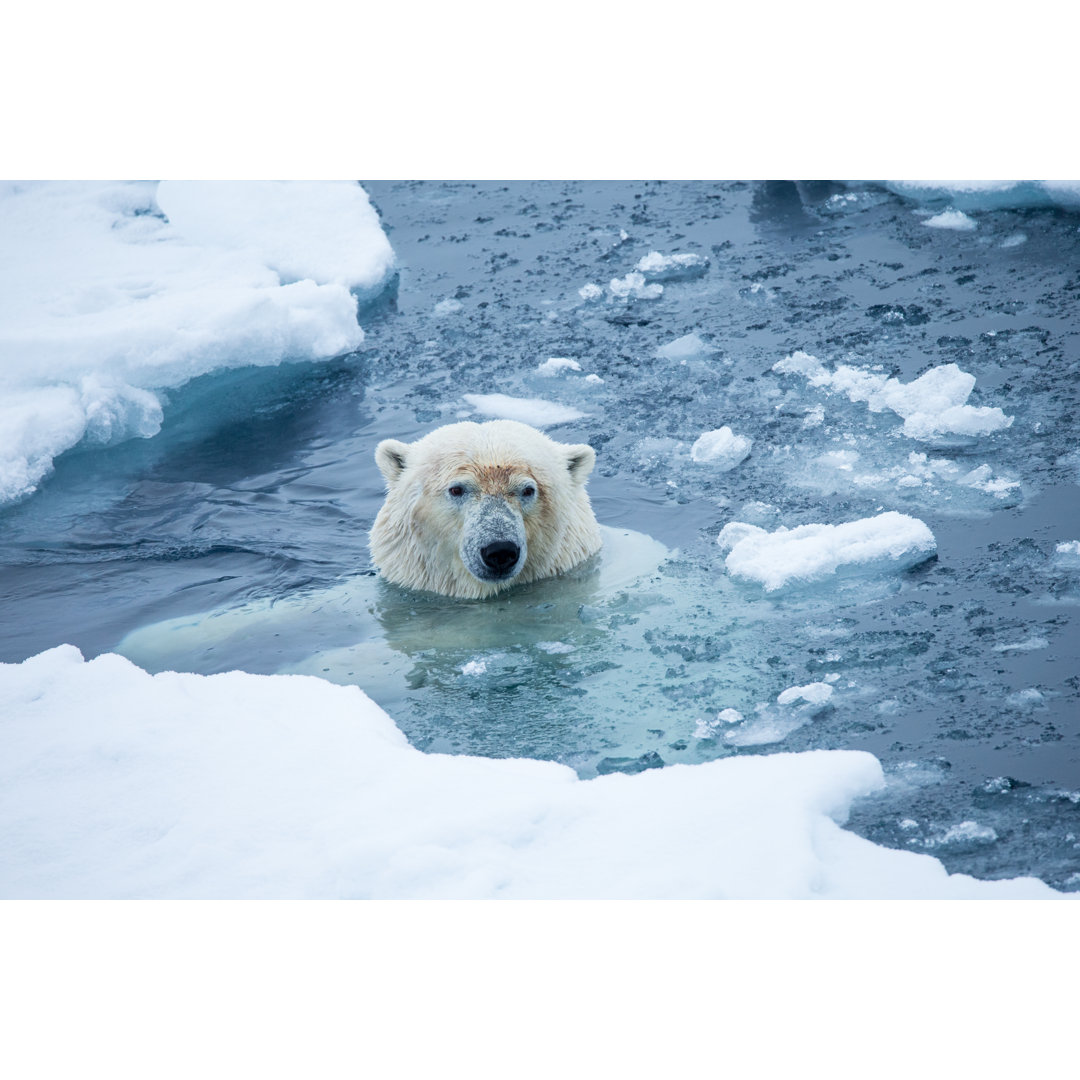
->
[[564, 444, 596, 485], [375, 439, 410, 484]]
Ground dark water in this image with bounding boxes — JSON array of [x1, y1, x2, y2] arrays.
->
[[2, 181, 1079, 889]]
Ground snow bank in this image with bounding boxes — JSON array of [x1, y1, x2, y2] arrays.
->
[[718, 511, 937, 592], [885, 180, 1080, 212], [773, 352, 1013, 442], [0, 646, 1060, 899], [690, 426, 753, 469], [463, 393, 587, 426], [0, 181, 394, 505]]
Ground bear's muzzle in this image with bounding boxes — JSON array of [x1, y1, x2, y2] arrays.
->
[[460, 496, 527, 584]]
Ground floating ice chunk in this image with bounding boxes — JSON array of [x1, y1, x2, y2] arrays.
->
[[461, 659, 487, 676], [462, 393, 586, 427], [536, 641, 574, 654], [0, 646, 1062, 898], [536, 357, 581, 376], [923, 209, 977, 231], [718, 709, 743, 724], [1006, 688, 1045, 709], [773, 352, 1013, 442], [935, 821, 998, 846], [583, 374, 604, 386], [724, 713, 804, 747], [993, 636, 1049, 653], [578, 283, 604, 301], [718, 511, 937, 592], [0, 181, 395, 505], [690, 427, 753, 470], [959, 464, 1021, 497], [1054, 541, 1080, 569], [656, 333, 713, 361], [635, 251, 709, 282], [1000, 232, 1028, 249], [609, 272, 663, 300], [777, 683, 834, 707], [433, 298, 463, 316]]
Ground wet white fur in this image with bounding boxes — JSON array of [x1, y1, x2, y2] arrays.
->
[[370, 420, 602, 599]]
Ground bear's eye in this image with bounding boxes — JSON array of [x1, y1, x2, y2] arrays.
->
[[448, 484, 466, 498], [521, 484, 536, 498]]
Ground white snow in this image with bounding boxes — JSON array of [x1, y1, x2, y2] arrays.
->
[[462, 393, 587, 426], [608, 272, 663, 300], [718, 511, 937, 592], [690, 427, 753, 469], [923, 209, 977, 231], [0, 181, 395, 505], [773, 352, 1013, 442], [0, 645, 1062, 899], [536, 357, 582, 376]]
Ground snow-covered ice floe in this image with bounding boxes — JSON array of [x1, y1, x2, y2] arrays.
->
[[773, 351, 1012, 442], [0, 644, 1063, 899], [0, 181, 395, 506], [884, 180, 1080, 212], [718, 511, 937, 592], [634, 251, 710, 282]]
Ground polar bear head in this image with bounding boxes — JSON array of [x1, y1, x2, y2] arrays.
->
[[369, 420, 602, 599]]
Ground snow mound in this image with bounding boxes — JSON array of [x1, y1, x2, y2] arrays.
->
[[690, 426, 753, 469], [462, 393, 587, 426], [0, 181, 395, 505], [718, 511, 937, 592], [773, 352, 1013, 442], [0, 646, 1061, 899]]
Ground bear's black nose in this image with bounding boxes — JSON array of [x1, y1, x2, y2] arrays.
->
[[480, 541, 520, 574]]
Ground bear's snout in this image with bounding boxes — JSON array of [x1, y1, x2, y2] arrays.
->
[[480, 541, 520, 576]]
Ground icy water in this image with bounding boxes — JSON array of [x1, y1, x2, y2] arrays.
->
[[3, 181, 1079, 890]]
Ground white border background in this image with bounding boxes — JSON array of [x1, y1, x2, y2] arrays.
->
[[2, 3, 1077, 1075]]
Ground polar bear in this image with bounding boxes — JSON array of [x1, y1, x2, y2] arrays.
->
[[369, 420, 603, 599]]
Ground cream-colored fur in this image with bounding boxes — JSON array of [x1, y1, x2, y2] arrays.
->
[[369, 420, 603, 599]]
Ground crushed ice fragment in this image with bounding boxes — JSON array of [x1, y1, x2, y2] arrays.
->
[[993, 637, 1049, 653], [773, 352, 1012, 442], [462, 393, 586, 427], [536, 357, 581, 377], [434, 298, 463, 316], [634, 251, 710, 282], [608, 272, 663, 300], [777, 682, 834, 706], [923, 209, 977, 231], [656, 333, 712, 361], [690, 427, 753, 470], [717, 511, 937, 592], [1006, 688, 1044, 709], [578, 283, 603, 301]]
